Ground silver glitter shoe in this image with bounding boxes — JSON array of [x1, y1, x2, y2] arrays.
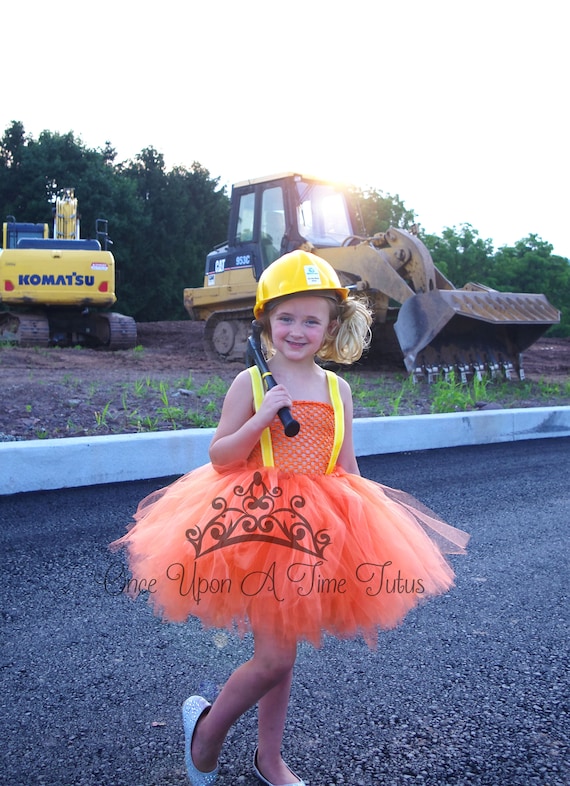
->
[[182, 696, 218, 786], [253, 747, 306, 786]]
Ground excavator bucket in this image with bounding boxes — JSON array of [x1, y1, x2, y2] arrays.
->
[[394, 288, 561, 382]]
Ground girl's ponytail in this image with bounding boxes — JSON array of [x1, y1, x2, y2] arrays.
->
[[318, 297, 372, 365]]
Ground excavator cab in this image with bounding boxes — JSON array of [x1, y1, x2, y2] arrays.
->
[[222, 173, 359, 276], [3, 219, 48, 249]]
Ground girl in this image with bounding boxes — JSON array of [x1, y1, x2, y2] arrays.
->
[[111, 250, 469, 786]]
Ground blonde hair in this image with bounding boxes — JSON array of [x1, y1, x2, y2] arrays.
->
[[258, 293, 372, 365]]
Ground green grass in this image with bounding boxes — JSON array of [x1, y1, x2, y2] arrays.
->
[[343, 371, 570, 417], [94, 401, 112, 428], [104, 376, 230, 432], [196, 376, 230, 397]]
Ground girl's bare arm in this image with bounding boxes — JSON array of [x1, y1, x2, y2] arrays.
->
[[335, 377, 360, 475], [209, 370, 292, 467]]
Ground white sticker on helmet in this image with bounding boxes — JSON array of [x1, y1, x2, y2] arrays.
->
[[304, 265, 322, 286]]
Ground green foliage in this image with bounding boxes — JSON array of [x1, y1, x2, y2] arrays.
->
[[422, 223, 495, 284], [488, 237, 570, 336], [94, 401, 111, 428], [352, 186, 416, 235], [429, 373, 476, 413]]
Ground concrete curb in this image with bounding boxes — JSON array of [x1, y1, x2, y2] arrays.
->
[[2, 406, 570, 496]]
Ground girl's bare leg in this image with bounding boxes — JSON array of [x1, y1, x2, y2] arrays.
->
[[191, 630, 297, 774], [256, 668, 301, 784]]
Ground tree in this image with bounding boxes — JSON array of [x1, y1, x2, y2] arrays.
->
[[119, 150, 229, 320], [0, 123, 125, 232], [0, 120, 27, 169], [489, 236, 570, 336], [352, 187, 416, 235], [422, 224, 494, 285]]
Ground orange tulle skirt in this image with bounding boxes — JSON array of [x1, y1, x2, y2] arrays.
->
[[111, 461, 469, 648]]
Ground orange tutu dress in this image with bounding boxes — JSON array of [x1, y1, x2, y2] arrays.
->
[[111, 369, 469, 648]]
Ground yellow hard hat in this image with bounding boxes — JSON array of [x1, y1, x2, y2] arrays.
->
[[254, 250, 349, 317]]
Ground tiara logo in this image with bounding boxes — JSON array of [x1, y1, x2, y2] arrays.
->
[[186, 471, 331, 560]]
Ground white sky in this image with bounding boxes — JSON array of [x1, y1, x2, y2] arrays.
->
[[2, 0, 568, 257]]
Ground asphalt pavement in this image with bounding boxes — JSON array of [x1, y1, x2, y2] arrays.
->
[[1, 438, 568, 786]]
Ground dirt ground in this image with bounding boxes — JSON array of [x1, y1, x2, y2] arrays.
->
[[1, 321, 569, 442]]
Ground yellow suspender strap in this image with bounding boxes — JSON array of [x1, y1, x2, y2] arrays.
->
[[248, 366, 274, 467], [325, 370, 344, 474]]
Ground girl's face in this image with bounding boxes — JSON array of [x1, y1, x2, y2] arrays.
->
[[268, 295, 335, 361]]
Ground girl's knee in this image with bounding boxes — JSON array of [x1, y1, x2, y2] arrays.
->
[[255, 661, 293, 688], [252, 637, 297, 683]]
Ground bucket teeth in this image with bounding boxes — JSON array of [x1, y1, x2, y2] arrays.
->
[[412, 350, 525, 383], [448, 358, 470, 384]]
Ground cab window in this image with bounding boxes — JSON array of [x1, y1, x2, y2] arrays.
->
[[260, 186, 285, 267], [236, 192, 255, 243]]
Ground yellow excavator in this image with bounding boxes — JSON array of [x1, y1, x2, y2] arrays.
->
[[183, 173, 560, 381], [0, 188, 137, 349]]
